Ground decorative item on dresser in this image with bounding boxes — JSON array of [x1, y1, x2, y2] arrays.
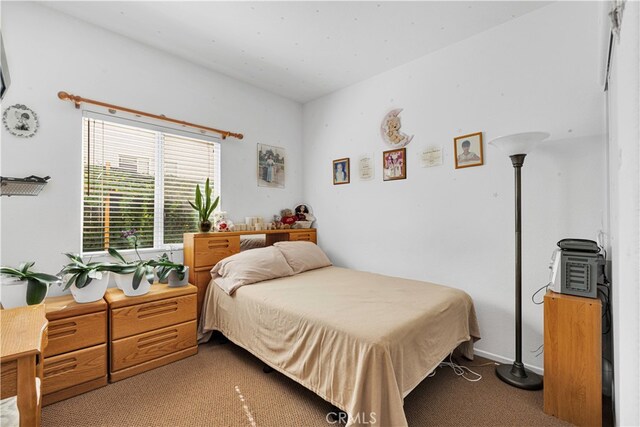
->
[[183, 228, 317, 320], [0, 305, 48, 427], [42, 294, 108, 405], [544, 291, 602, 427], [104, 284, 198, 382]]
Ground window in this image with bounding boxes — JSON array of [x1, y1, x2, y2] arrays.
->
[[82, 116, 220, 253]]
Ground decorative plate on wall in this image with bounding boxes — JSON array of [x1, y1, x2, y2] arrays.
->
[[3, 104, 39, 138], [380, 108, 413, 147]]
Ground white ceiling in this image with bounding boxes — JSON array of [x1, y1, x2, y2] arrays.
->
[[43, 1, 551, 103]]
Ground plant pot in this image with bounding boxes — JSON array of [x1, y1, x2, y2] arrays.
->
[[157, 271, 169, 284], [70, 272, 110, 303], [168, 266, 189, 287], [114, 272, 152, 297], [0, 278, 49, 308], [199, 220, 212, 232], [1, 277, 29, 308]]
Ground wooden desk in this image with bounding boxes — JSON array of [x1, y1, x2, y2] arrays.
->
[[183, 229, 317, 319], [1, 305, 48, 427]]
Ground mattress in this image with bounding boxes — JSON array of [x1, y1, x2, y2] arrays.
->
[[199, 266, 480, 427]]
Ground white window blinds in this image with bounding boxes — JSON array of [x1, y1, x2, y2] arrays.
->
[[82, 117, 220, 253]]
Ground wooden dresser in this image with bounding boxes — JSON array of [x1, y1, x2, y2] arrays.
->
[[0, 305, 48, 427], [183, 229, 317, 318], [104, 284, 198, 382], [42, 295, 108, 405], [544, 291, 602, 427]]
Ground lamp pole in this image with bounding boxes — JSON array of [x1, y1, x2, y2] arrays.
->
[[495, 153, 543, 390]]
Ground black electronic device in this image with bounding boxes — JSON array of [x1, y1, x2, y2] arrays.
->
[[549, 238, 603, 299]]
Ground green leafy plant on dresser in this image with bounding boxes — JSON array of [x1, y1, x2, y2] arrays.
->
[[107, 228, 155, 296], [0, 262, 60, 308], [188, 177, 219, 232], [58, 253, 117, 303], [154, 252, 189, 287]]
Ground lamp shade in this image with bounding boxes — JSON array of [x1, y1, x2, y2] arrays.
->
[[489, 132, 550, 157]]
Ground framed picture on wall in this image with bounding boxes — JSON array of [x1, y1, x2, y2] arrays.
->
[[333, 158, 350, 185], [454, 132, 484, 169], [257, 143, 285, 188], [383, 148, 406, 181]]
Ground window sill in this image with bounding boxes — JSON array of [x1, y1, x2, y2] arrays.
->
[[82, 245, 184, 263]]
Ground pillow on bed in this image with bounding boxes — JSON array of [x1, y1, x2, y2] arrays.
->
[[211, 246, 294, 295], [274, 241, 332, 274]]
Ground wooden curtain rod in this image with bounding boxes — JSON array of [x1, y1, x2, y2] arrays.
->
[[58, 91, 243, 140]]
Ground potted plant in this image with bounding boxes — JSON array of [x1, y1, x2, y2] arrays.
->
[[154, 253, 189, 287], [0, 262, 60, 308], [188, 178, 219, 232], [58, 253, 115, 303], [107, 228, 154, 296]]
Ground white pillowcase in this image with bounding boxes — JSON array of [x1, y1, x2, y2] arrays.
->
[[274, 241, 332, 274], [212, 246, 294, 294]]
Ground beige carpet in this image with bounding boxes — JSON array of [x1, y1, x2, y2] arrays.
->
[[43, 339, 570, 427]]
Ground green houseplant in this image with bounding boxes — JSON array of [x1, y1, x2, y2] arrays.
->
[[189, 178, 219, 232], [154, 253, 189, 287], [107, 228, 155, 296], [0, 262, 60, 308], [59, 253, 115, 303]]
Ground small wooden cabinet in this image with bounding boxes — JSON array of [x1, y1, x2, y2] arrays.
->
[[544, 291, 602, 427], [104, 284, 198, 382], [42, 295, 108, 406], [184, 229, 317, 319]]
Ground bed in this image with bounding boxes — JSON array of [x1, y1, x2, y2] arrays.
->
[[199, 244, 480, 427]]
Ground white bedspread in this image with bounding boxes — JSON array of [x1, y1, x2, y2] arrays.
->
[[200, 266, 480, 427]]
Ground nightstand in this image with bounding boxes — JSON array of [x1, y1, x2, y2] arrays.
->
[[42, 295, 108, 406], [544, 291, 602, 426], [104, 284, 198, 382]]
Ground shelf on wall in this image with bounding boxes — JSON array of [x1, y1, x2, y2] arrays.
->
[[1, 175, 50, 196]]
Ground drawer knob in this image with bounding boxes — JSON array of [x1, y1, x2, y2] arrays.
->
[[45, 357, 78, 377], [137, 301, 178, 319], [207, 241, 230, 249], [136, 329, 179, 350], [48, 321, 78, 339]]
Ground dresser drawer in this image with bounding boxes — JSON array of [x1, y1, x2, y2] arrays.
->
[[194, 235, 240, 267], [111, 321, 196, 372], [111, 294, 196, 340], [289, 231, 317, 243], [45, 311, 107, 357], [43, 344, 107, 395]]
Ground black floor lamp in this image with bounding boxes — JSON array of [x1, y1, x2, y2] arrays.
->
[[489, 131, 550, 390]]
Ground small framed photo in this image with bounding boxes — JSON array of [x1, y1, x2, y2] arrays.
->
[[383, 148, 406, 181], [454, 132, 484, 169], [257, 143, 285, 188], [333, 158, 350, 185]]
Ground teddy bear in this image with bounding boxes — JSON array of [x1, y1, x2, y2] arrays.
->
[[213, 211, 233, 232], [386, 116, 406, 145], [280, 208, 297, 227]]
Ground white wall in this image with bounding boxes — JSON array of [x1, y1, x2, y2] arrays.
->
[[302, 2, 606, 371], [0, 2, 302, 296], [607, 1, 640, 425]]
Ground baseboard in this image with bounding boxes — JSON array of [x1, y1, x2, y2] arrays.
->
[[473, 349, 544, 376]]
